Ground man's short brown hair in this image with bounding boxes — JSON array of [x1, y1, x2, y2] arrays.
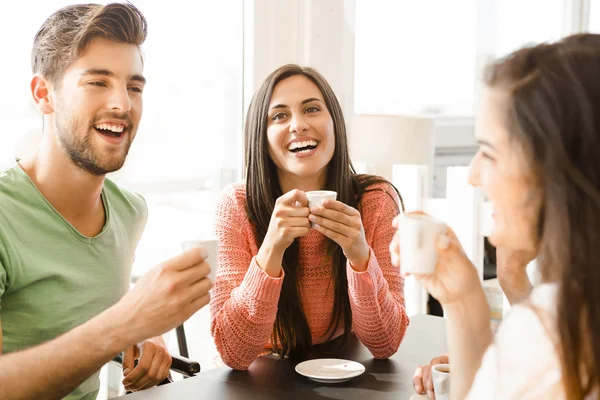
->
[[32, 2, 147, 84]]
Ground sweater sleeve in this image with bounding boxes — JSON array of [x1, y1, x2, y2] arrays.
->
[[210, 184, 284, 370], [346, 184, 409, 358]]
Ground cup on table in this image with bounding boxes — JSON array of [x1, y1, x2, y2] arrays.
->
[[431, 363, 450, 400], [397, 214, 446, 275], [181, 238, 218, 282], [305, 190, 337, 227]]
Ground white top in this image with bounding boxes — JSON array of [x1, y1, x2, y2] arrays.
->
[[466, 283, 566, 399]]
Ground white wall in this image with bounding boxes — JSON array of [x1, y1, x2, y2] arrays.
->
[[245, 0, 355, 116]]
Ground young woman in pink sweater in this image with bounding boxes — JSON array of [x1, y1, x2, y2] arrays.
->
[[210, 64, 410, 370]]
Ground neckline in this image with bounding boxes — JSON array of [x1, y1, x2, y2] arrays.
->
[[13, 163, 111, 244]]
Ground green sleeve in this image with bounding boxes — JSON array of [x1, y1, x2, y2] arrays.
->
[[0, 234, 7, 308]]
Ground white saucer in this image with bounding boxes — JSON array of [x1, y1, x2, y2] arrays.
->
[[295, 358, 365, 383]]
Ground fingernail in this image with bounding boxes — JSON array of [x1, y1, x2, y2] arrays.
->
[[437, 234, 450, 250], [321, 199, 328, 206], [427, 390, 435, 399], [309, 215, 316, 221], [123, 368, 130, 376]]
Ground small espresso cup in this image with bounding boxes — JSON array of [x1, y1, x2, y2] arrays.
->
[[431, 363, 451, 400], [397, 214, 446, 275], [181, 238, 218, 282], [305, 190, 337, 227]]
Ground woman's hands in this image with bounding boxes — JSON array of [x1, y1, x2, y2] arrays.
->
[[390, 214, 481, 306], [256, 190, 375, 275], [256, 190, 311, 277], [309, 199, 370, 271]]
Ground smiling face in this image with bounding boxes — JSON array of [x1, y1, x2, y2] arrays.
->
[[468, 88, 542, 252], [47, 37, 145, 175], [266, 74, 336, 191]]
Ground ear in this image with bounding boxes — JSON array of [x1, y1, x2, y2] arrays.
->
[[31, 74, 55, 115]]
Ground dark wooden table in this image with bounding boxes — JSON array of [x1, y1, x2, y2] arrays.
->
[[116, 314, 446, 399]]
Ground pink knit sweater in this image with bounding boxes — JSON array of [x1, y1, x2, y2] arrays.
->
[[210, 181, 409, 370]]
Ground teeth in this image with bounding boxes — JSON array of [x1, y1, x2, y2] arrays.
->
[[288, 140, 318, 150], [95, 123, 125, 133]]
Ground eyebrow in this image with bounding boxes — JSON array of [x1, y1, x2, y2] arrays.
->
[[80, 68, 146, 84], [477, 139, 498, 151], [269, 97, 324, 110]]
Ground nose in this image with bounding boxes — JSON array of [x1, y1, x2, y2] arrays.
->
[[108, 85, 132, 113], [468, 154, 481, 187], [289, 112, 309, 135]]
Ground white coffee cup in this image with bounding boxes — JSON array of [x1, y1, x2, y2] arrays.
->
[[398, 214, 446, 275], [305, 190, 337, 227], [181, 238, 218, 282], [431, 363, 450, 400]]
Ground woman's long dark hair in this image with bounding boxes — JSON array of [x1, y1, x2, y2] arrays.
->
[[484, 34, 600, 399], [244, 64, 402, 358]]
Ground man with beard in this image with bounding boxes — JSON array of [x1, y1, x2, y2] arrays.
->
[[0, 3, 212, 399]]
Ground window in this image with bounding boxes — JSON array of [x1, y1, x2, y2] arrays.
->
[[590, 0, 600, 32], [0, 1, 244, 278], [491, 0, 565, 57], [354, 0, 566, 117], [354, 0, 478, 116], [116, 1, 244, 279]]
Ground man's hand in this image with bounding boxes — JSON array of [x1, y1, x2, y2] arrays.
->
[[122, 336, 172, 392], [114, 247, 212, 345]]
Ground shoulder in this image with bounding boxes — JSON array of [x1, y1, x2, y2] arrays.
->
[[356, 176, 401, 214], [476, 283, 562, 396], [217, 181, 247, 209], [499, 283, 558, 339], [216, 181, 249, 223], [0, 165, 22, 183], [0, 166, 35, 220], [468, 284, 562, 398], [220, 181, 247, 201], [498, 283, 557, 338], [0, 167, 35, 279], [0, 166, 28, 199], [103, 178, 148, 222]]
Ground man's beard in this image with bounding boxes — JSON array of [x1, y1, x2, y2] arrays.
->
[[56, 114, 133, 176]]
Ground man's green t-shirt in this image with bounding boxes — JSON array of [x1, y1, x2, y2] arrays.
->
[[0, 165, 147, 399]]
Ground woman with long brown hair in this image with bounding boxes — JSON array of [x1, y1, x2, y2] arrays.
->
[[210, 64, 409, 370], [395, 34, 600, 399]]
